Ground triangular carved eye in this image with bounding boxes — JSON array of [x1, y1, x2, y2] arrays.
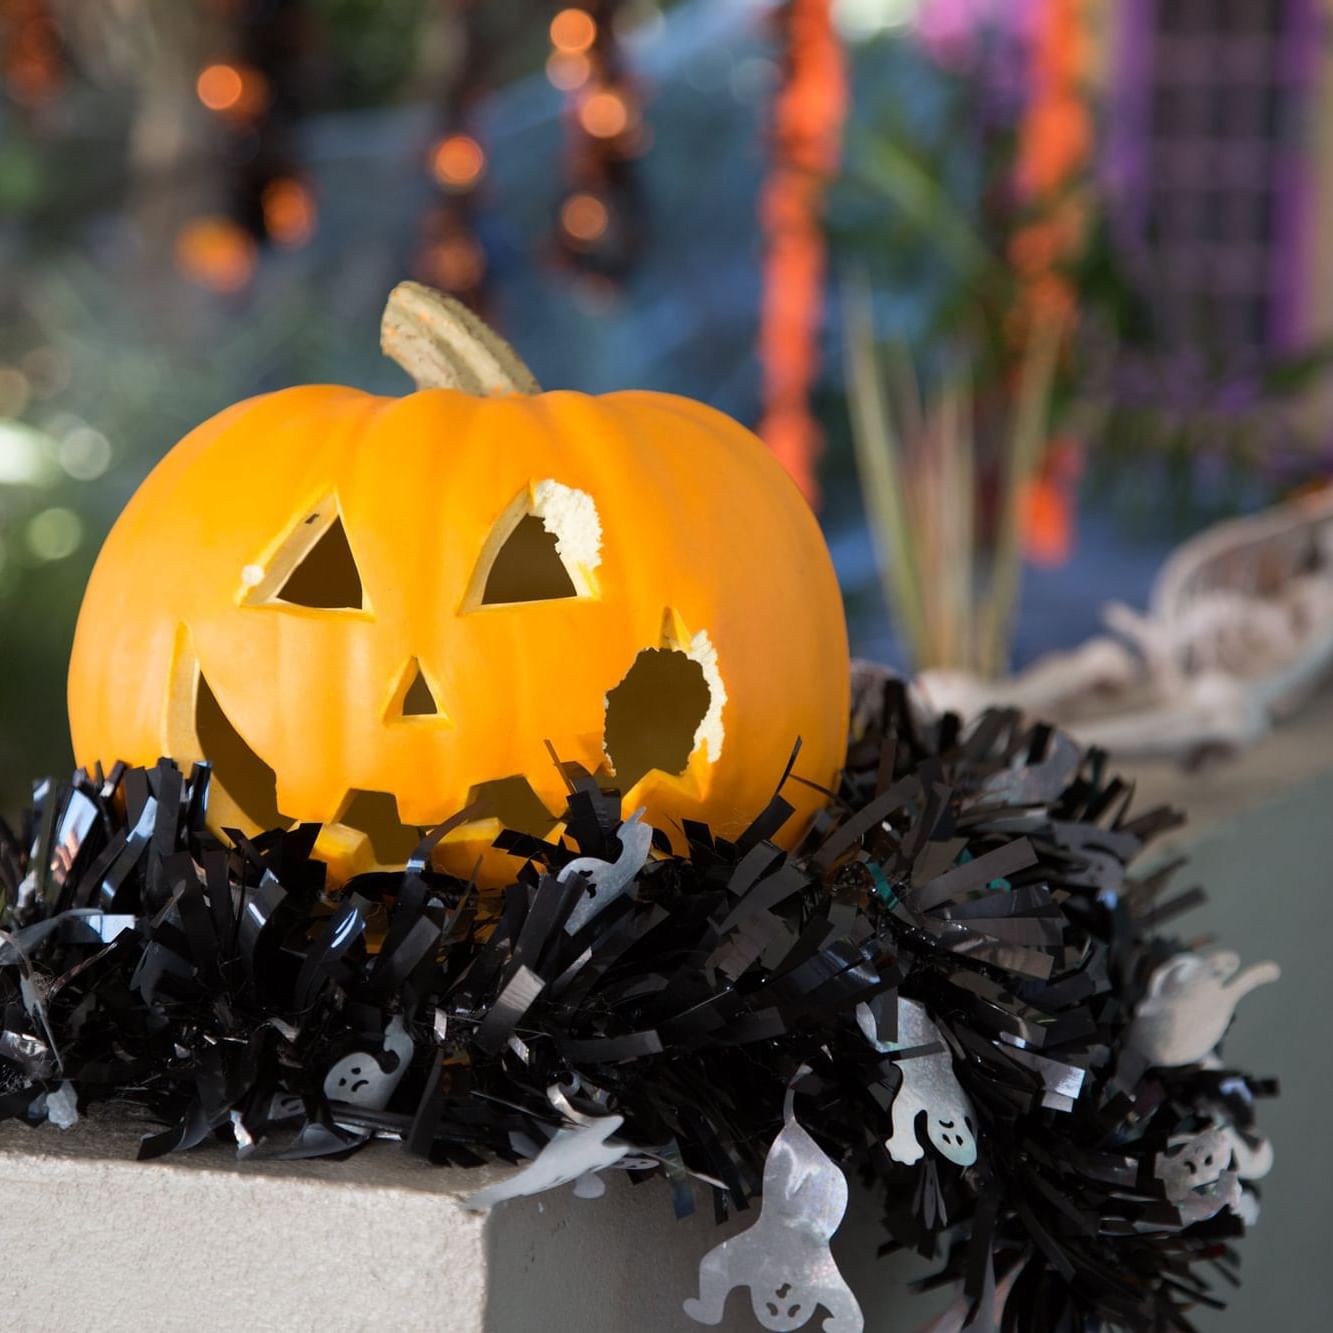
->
[[241, 500, 367, 612], [278, 516, 363, 608], [482, 514, 577, 605], [462, 481, 601, 611]]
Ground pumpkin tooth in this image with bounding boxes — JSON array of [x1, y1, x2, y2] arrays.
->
[[327, 789, 421, 866]]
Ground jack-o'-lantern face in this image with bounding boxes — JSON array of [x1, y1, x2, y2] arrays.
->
[[67, 284, 849, 884]]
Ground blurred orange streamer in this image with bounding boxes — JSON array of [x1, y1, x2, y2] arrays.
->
[[2, 0, 62, 106], [1019, 437, 1081, 568], [757, 0, 847, 507], [1009, 0, 1092, 565]]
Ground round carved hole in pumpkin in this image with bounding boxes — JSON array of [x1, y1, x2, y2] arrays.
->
[[603, 648, 713, 791]]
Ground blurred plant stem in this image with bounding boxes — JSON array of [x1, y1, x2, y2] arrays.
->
[[845, 278, 1060, 677]]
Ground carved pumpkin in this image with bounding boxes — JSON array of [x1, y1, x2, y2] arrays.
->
[[67, 283, 850, 883]]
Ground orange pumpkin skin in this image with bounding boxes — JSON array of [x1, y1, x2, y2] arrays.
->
[[67, 383, 850, 883]]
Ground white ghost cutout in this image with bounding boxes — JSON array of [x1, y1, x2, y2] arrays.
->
[[322, 1014, 414, 1111], [684, 1111, 863, 1332], [561, 809, 653, 934], [1154, 1127, 1243, 1225], [1130, 950, 1279, 1068], [858, 998, 978, 1168], [463, 1115, 629, 1210]]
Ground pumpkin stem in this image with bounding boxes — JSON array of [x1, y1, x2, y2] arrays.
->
[[380, 281, 541, 396]]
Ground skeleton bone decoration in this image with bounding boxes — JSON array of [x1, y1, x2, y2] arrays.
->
[[684, 1107, 863, 1332], [894, 486, 1333, 762]]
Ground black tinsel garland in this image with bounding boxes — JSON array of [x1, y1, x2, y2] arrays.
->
[[0, 681, 1275, 1331]]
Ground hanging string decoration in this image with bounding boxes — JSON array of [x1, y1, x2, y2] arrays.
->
[[756, 0, 847, 507], [179, 0, 315, 293], [418, 0, 495, 313], [548, 3, 649, 290], [1, 0, 63, 109], [1009, 0, 1094, 567]]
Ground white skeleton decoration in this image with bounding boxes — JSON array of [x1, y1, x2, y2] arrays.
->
[[858, 997, 977, 1167], [896, 485, 1333, 763], [1129, 950, 1279, 1068], [684, 1107, 863, 1332], [561, 809, 653, 934], [322, 1014, 414, 1111]]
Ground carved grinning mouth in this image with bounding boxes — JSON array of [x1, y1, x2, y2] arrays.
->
[[192, 645, 722, 836]]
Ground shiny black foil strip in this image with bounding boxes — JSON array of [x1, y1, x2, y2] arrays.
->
[[0, 694, 1278, 1331]]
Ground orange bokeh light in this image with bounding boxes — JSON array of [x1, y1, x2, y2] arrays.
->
[[424, 236, 487, 292], [197, 63, 242, 110], [262, 178, 317, 248], [431, 134, 486, 191], [175, 217, 257, 293], [546, 51, 591, 92], [560, 193, 609, 244], [196, 63, 268, 119], [578, 90, 629, 139], [550, 8, 597, 54]]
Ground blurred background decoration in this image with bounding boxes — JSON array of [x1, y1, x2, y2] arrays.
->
[[5, 0, 1333, 806]]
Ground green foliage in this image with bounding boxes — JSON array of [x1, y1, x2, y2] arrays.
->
[[308, 0, 434, 106], [828, 32, 1016, 367], [0, 255, 391, 806], [0, 134, 43, 217]]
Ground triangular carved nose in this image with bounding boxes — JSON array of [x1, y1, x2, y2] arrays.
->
[[402, 661, 438, 716], [390, 657, 449, 722]]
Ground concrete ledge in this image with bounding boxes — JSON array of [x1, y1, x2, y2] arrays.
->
[[0, 1110, 943, 1332], [1, 1114, 495, 1332]]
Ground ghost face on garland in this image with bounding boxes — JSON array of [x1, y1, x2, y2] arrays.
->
[[858, 995, 977, 1168], [1129, 948, 1279, 1068], [685, 1107, 864, 1333], [66, 282, 850, 885], [1132, 947, 1279, 1226]]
